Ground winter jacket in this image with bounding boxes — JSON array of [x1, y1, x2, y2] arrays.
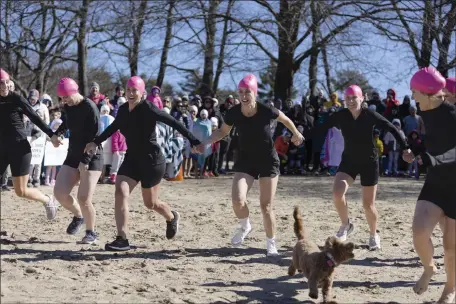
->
[[111, 131, 127, 152]]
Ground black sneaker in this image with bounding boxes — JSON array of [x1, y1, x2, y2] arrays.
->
[[105, 236, 130, 251], [79, 230, 99, 244], [32, 180, 40, 188], [166, 211, 180, 240], [1, 185, 10, 192], [66, 216, 84, 235]]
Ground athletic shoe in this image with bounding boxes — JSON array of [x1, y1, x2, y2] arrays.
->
[[166, 211, 180, 239], [32, 180, 40, 188], [105, 236, 130, 251], [231, 225, 252, 246], [335, 220, 355, 242], [266, 239, 279, 256], [44, 195, 58, 220], [79, 230, 98, 244], [368, 233, 381, 250], [1, 185, 10, 191], [66, 216, 84, 235]]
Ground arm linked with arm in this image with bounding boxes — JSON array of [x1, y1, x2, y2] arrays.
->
[[373, 111, 408, 150]]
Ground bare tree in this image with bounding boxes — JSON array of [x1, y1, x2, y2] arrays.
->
[[369, 0, 456, 77], [157, 0, 176, 87], [0, 0, 76, 94]]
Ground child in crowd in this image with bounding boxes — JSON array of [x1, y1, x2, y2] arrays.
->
[[99, 104, 115, 183], [185, 105, 199, 178], [147, 86, 163, 109], [407, 130, 424, 179], [109, 98, 127, 184], [321, 110, 344, 176], [373, 129, 384, 175], [206, 117, 220, 177], [383, 118, 405, 176], [193, 109, 212, 179], [26, 108, 47, 187], [45, 118, 63, 186], [287, 125, 306, 174], [274, 130, 291, 174]]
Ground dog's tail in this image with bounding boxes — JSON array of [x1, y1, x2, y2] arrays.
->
[[293, 206, 305, 240]]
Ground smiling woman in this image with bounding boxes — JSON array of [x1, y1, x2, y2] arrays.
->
[[194, 73, 304, 257]]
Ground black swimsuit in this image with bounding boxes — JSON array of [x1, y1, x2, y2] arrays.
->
[[0, 92, 54, 176], [93, 100, 200, 188], [417, 102, 456, 219]]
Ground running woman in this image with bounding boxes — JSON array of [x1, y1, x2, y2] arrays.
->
[[0, 68, 59, 218], [85, 76, 201, 251], [311, 84, 409, 250], [443, 77, 455, 105], [404, 67, 455, 304], [194, 74, 304, 256], [52, 78, 104, 244]]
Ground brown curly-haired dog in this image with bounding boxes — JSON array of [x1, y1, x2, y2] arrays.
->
[[288, 206, 355, 303]]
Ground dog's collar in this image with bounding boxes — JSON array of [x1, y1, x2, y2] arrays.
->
[[326, 252, 337, 268]]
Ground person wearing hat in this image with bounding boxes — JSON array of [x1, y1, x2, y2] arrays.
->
[[88, 82, 106, 105], [111, 85, 125, 117], [146, 86, 163, 109], [383, 118, 405, 176], [403, 68, 455, 304], [0, 68, 60, 219]]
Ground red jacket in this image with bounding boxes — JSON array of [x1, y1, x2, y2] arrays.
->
[[111, 131, 127, 152], [383, 88, 400, 117]]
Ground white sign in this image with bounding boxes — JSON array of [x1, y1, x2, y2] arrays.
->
[[27, 137, 46, 165], [102, 138, 112, 165], [44, 138, 69, 166]]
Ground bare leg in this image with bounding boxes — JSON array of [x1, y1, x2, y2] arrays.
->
[[141, 183, 173, 221], [362, 185, 378, 236], [412, 200, 443, 295], [12, 175, 50, 204], [53, 165, 81, 216], [439, 217, 455, 303], [114, 175, 138, 238], [231, 173, 255, 219], [332, 172, 354, 226], [77, 169, 102, 231], [258, 175, 278, 239]]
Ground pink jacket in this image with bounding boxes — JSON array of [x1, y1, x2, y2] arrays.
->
[[147, 95, 163, 109], [111, 131, 127, 152]]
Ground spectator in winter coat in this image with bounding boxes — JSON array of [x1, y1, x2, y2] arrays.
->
[[274, 131, 291, 173], [407, 130, 424, 179], [88, 82, 106, 105], [28, 89, 50, 125], [367, 91, 386, 114], [383, 88, 400, 120], [399, 95, 411, 121], [323, 92, 342, 110], [383, 118, 405, 176], [146, 86, 163, 109], [403, 105, 425, 137]]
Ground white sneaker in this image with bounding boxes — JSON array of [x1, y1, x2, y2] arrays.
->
[[368, 233, 381, 250], [266, 239, 279, 256], [335, 220, 355, 242], [231, 225, 252, 246], [44, 195, 58, 220]]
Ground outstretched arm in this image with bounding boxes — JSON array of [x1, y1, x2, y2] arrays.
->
[[153, 106, 201, 146], [17, 95, 54, 138], [372, 111, 408, 150], [202, 123, 232, 145]]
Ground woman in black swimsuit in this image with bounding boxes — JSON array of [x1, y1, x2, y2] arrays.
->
[[404, 67, 455, 304], [312, 84, 409, 251], [0, 69, 59, 220], [85, 76, 201, 251], [195, 74, 304, 256]]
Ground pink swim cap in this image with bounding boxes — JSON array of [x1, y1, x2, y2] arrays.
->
[[0, 68, 10, 81], [127, 76, 145, 94], [445, 77, 456, 94], [238, 74, 258, 94], [57, 78, 79, 97], [345, 85, 363, 98], [410, 67, 446, 95]]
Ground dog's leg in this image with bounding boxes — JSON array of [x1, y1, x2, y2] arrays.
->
[[308, 273, 319, 299], [322, 273, 335, 303], [288, 261, 297, 276]]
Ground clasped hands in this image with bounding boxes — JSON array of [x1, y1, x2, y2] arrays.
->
[[402, 149, 422, 165]]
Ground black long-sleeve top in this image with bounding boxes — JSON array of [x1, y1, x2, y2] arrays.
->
[[55, 97, 100, 164], [419, 102, 456, 184], [311, 108, 408, 162], [93, 100, 200, 165], [0, 92, 54, 143]]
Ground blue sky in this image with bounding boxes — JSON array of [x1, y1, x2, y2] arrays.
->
[[90, 1, 455, 104]]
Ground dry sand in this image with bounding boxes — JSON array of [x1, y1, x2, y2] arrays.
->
[[0, 175, 447, 303]]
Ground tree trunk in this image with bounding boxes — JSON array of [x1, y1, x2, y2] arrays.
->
[[436, 1, 456, 77], [200, 0, 220, 95], [1, 0, 13, 74], [129, 0, 148, 77], [418, 0, 434, 68], [321, 45, 331, 94], [308, 0, 320, 96], [77, 0, 90, 96], [273, 0, 302, 101], [213, 0, 234, 92], [156, 0, 175, 87]]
